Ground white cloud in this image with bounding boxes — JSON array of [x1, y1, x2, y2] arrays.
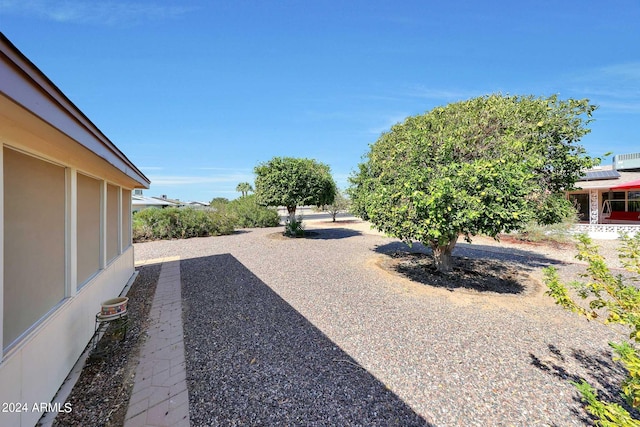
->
[[404, 86, 479, 102], [194, 167, 253, 172], [367, 113, 408, 135], [0, 0, 194, 25], [148, 173, 254, 186], [568, 62, 640, 114], [600, 62, 640, 81]]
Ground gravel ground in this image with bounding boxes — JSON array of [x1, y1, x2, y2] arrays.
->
[[134, 221, 634, 427], [51, 263, 161, 427]]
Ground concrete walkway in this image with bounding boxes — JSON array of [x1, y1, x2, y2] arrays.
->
[[124, 256, 190, 427]]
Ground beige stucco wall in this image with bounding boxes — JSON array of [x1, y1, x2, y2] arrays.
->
[[0, 247, 135, 427], [0, 97, 141, 427], [0, 37, 149, 426]]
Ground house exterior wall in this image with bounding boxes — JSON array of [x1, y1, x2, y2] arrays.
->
[[0, 248, 134, 427], [568, 188, 640, 239], [0, 33, 149, 427], [0, 140, 140, 426]]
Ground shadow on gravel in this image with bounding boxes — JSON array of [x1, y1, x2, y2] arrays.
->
[[373, 241, 551, 295], [181, 254, 431, 427], [306, 227, 363, 240], [530, 344, 639, 423], [374, 240, 565, 270], [231, 229, 252, 235], [267, 228, 362, 241]]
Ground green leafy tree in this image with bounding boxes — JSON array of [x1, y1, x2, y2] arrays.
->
[[325, 190, 350, 222], [347, 162, 373, 221], [236, 182, 253, 197], [254, 156, 337, 224], [226, 194, 281, 228], [210, 197, 230, 208], [545, 234, 640, 426], [349, 94, 598, 272]]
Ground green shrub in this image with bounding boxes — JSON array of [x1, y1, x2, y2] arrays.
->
[[132, 207, 234, 242], [284, 215, 305, 237], [210, 197, 230, 211], [226, 195, 281, 228], [324, 190, 350, 222], [545, 233, 640, 426]]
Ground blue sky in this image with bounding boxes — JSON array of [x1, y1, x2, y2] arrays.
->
[[1, 0, 639, 202]]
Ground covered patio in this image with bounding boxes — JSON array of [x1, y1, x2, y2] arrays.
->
[[569, 166, 640, 238]]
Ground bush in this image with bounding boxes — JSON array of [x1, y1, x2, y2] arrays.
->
[[210, 197, 230, 211], [226, 195, 281, 228], [132, 207, 235, 242], [324, 191, 350, 222], [545, 233, 640, 426], [284, 215, 305, 237]]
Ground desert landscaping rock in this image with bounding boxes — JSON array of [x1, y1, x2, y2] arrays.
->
[[51, 263, 161, 427], [130, 221, 634, 426]]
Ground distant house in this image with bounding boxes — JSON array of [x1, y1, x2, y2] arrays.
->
[[186, 200, 210, 208], [568, 153, 640, 237], [153, 194, 185, 207], [0, 33, 149, 426], [132, 189, 178, 213]]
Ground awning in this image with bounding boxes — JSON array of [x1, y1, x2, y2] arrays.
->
[[610, 178, 640, 190]]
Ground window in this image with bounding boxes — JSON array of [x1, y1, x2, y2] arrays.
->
[[629, 191, 640, 212], [106, 184, 119, 262], [3, 148, 66, 349], [77, 173, 101, 288], [121, 189, 131, 250]]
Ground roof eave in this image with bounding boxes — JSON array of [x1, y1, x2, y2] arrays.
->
[[0, 32, 150, 188]]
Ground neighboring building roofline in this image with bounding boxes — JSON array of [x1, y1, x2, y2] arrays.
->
[[0, 32, 150, 188], [574, 169, 640, 190], [132, 195, 178, 206]]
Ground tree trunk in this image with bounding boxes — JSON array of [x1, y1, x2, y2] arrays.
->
[[430, 238, 457, 273], [287, 205, 297, 224], [332, 211, 337, 222]]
